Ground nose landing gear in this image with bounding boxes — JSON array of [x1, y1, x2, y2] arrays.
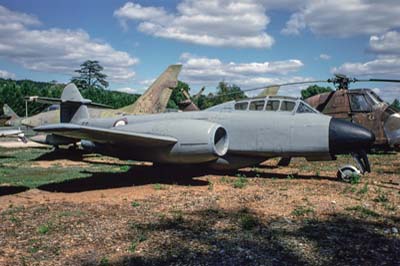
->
[[337, 150, 370, 182]]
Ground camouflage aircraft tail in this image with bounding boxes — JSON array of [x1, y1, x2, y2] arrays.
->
[[3, 104, 20, 119], [118, 65, 182, 114]]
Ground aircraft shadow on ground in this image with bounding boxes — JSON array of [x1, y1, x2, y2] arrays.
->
[[33, 149, 86, 162], [38, 165, 211, 193], [73, 209, 399, 266], [0, 155, 15, 159], [0, 185, 29, 196], [238, 169, 338, 182]]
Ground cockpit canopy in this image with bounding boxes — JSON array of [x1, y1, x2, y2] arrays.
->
[[348, 89, 385, 112], [207, 96, 318, 114]]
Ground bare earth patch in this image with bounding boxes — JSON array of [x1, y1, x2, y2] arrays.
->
[[0, 151, 399, 265]]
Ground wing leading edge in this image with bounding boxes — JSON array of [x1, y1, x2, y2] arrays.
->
[[34, 124, 177, 147]]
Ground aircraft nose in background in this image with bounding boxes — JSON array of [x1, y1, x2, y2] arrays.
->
[[329, 118, 375, 154]]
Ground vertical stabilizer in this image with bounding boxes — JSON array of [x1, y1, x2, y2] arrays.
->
[[60, 83, 89, 123], [119, 65, 182, 114], [3, 104, 19, 119]]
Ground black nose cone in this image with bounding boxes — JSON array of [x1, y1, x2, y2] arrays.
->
[[329, 118, 375, 154]]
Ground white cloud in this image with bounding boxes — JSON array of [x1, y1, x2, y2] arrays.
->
[[333, 31, 400, 77], [112, 87, 138, 94], [0, 69, 15, 79], [0, 5, 138, 83], [333, 56, 400, 76], [114, 1, 274, 49], [139, 79, 156, 87], [0, 5, 40, 26], [332, 30, 400, 102], [282, 0, 400, 37], [179, 53, 309, 96], [369, 31, 400, 55], [319, 54, 331, 60]]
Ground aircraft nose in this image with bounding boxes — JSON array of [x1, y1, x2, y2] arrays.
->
[[329, 118, 375, 154]]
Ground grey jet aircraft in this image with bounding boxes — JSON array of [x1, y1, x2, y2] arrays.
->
[[2, 65, 182, 146], [35, 85, 375, 181], [0, 128, 27, 142]]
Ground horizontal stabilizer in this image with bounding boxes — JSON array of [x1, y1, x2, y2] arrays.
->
[[24, 96, 112, 109], [34, 124, 177, 147], [0, 129, 22, 137]]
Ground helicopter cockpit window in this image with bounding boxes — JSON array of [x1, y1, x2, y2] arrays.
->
[[234, 102, 249, 110], [280, 101, 296, 112], [249, 100, 265, 111], [265, 100, 280, 111], [349, 94, 371, 112], [296, 102, 315, 113], [367, 91, 384, 105]]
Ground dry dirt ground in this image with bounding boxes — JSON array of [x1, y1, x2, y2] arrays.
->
[[0, 146, 399, 266]]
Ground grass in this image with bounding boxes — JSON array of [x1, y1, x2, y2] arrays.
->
[[345, 206, 380, 218], [374, 193, 389, 203], [99, 257, 110, 266], [153, 183, 165, 190], [349, 173, 361, 184], [131, 201, 140, 207], [37, 223, 51, 235], [286, 174, 295, 180], [0, 147, 131, 188], [233, 174, 247, 189], [357, 183, 369, 195], [207, 179, 214, 191], [292, 206, 315, 217], [239, 213, 258, 230]]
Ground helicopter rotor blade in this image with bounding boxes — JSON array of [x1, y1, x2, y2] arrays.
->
[[355, 78, 400, 83], [206, 80, 327, 98]]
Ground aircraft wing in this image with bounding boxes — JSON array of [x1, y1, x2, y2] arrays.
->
[[34, 124, 177, 147], [25, 96, 112, 109]]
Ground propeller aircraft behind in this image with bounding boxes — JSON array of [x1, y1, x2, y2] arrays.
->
[[35, 83, 376, 181]]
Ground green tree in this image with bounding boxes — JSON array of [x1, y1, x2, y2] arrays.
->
[[167, 81, 191, 109], [0, 78, 139, 116], [391, 99, 400, 111], [301, 85, 333, 99], [71, 60, 109, 89]]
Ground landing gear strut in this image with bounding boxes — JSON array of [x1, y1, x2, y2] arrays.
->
[[337, 150, 370, 182]]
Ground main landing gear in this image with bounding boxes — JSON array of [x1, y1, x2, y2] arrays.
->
[[337, 151, 371, 182]]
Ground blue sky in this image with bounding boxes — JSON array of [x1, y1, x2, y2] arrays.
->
[[0, 0, 399, 101]]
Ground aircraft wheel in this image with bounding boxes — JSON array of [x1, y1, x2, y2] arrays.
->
[[337, 165, 361, 182]]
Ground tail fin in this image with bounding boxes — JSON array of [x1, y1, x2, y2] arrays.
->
[[257, 86, 280, 97], [3, 104, 19, 119], [60, 83, 89, 123], [119, 65, 182, 114]]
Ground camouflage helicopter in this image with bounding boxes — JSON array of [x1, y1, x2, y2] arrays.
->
[[303, 74, 400, 152]]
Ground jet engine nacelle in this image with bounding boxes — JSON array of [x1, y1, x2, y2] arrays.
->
[[81, 119, 230, 164], [168, 120, 228, 163], [127, 119, 229, 164]]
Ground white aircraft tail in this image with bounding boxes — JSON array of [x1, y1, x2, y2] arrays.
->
[[60, 83, 90, 123]]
